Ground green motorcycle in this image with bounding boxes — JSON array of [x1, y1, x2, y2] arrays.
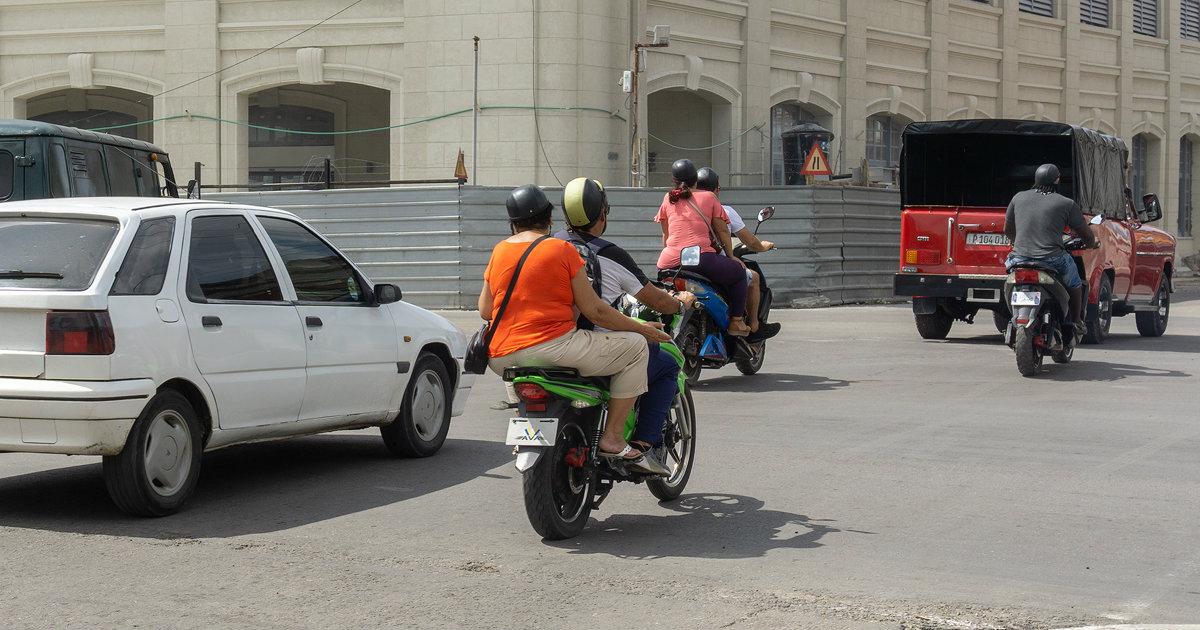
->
[[501, 319, 696, 540]]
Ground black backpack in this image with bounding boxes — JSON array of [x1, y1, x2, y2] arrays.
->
[[553, 229, 613, 330]]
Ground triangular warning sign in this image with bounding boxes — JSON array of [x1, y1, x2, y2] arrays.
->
[[800, 141, 831, 176], [454, 149, 468, 181]]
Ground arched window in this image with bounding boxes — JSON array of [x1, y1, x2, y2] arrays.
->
[[770, 103, 833, 185], [1131, 134, 1149, 204], [1181, 137, 1194, 237], [866, 114, 906, 168]]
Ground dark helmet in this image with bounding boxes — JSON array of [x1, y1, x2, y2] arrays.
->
[[505, 184, 553, 222], [1034, 163, 1060, 187], [671, 158, 698, 184], [696, 167, 719, 192], [562, 177, 608, 228]]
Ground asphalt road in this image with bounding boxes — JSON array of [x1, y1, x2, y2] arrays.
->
[[2, 287, 1199, 629]]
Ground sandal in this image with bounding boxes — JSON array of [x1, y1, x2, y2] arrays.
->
[[598, 442, 642, 460]]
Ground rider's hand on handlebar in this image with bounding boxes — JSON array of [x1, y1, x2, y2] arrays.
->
[[676, 291, 697, 311], [760, 240, 776, 251]]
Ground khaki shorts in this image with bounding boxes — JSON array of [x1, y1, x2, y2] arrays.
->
[[489, 328, 649, 399]]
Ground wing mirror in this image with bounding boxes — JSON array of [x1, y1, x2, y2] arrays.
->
[[374, 283, 402, 304], [1089, 214, 1103, 225], [757, 206, 775, 223], [680, 245, 701, 267], [1141, 193, 1163, 223]]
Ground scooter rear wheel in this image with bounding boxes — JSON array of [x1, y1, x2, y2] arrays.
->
[[1014, 327, 1042, 377], [522, 420, 593, 540]]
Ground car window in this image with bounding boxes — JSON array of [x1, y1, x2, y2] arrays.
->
[[0, 217, 119, 289], [0, 150, 13, 200], [111, 217, 175, 296], [186, 215, 283, 302], [103, 145, 139, 196], [258, 215, 368, 303]]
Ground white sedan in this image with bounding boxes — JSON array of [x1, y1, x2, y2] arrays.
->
[[0, 197, 473, 516]]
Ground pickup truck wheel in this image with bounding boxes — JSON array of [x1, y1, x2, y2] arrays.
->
[[381, 352, 451, 458], [1083, 275, 1112, 344], [915, 310, 952, 340], [1135, 276, 1170, 337], [102, 390, 203, 517], [992, 310, 1010, 334]]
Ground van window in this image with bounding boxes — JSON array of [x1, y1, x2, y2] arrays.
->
[[70, 147, 109, 196], [103, 145, 139, 196], [49, 144, 70, 198], [0, 150, 12, 200], [137, 156, 164, 197], [111, 217, 175, 295]]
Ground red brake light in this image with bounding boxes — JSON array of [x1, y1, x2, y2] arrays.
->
[[1013, 269, 1041, 283], [673, 278, 687, 292], [46, 311, 115, 355], [513, 382, 552, 403], [904, 249, 941, 265]]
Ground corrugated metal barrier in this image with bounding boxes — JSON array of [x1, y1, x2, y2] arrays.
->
[[210, 185, 902, 309]]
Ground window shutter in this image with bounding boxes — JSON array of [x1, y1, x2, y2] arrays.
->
[[1080, 0, 1110, 27], [1183, 0, 1200, 41], [1019, 0, 1054, 18], [1133, 0, 1159, 36]]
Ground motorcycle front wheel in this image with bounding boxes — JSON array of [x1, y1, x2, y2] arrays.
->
[[647, 387, 696, 502], [735, 339, 766, 375], [522, 419, 593, 540], [1014, 326, 1043, 377], [677, 318, 704, 385]]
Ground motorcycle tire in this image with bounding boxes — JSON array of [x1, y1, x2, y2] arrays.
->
[[1051, 327, 1075, 364], [522, 419, 593, 540], [735, 338, 766, 375], [677, 318, 704, 385], [647, 387, 696, 502], [1014, 327, 1042, 377]]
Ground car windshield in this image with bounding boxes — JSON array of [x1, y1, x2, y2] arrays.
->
[[0, 217, 120, 289]]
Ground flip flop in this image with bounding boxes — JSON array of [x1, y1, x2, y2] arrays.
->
[[598, 443, 642, 460]]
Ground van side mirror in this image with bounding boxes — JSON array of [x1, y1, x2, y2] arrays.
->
[[186, 179, 199, 199], [374, 283, 402, 304], [1141, 193, 1162, 223], [680, 245, 701, 267]]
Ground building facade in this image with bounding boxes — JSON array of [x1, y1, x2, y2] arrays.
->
[[1, 0, 1198, 255]]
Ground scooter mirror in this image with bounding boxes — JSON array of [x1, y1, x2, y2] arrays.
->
[[757, 206, 775, 222], [1089, 214, 1103, 225], [680, 245, 701, 267]]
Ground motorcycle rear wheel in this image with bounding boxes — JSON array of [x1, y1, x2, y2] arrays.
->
[[647, 387, 696, 502], [1014, 327, 1042, 377], [522, 420, 593, 540]]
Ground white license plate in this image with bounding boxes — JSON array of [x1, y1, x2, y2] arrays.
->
[[505, 418, 558, 446], [1011, 291, 1042, 306], [966, 232, 1010, 246]]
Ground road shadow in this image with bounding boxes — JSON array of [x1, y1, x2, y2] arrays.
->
[[694, 372, 852, 393], [1079, 333, 1200, 354], [550, 493, 872, 559], [0, 434, 508, 539], [1034, 359, 1190, 382]]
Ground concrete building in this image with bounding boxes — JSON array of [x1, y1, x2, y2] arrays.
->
[[1, 0, 1197, 255]]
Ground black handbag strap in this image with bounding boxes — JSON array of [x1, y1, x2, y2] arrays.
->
[[485, 235, 550, 348]]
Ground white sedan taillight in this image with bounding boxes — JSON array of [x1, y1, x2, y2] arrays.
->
[[45, 311, 115, 355]]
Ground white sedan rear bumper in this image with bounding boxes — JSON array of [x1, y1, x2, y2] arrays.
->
[[0, 377, 154, 455]]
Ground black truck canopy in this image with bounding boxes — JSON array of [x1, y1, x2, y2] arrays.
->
[[900, 119, 1127, 215]]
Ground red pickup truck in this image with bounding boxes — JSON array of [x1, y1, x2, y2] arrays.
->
[[893, 119, 1176, 343]]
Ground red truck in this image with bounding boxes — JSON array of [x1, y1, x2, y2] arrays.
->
[[893, 119, 1176, 342]]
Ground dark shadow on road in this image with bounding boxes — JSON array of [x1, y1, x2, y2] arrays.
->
[[1076, 333, 1200, 354], [0, 434, 508, 539], [693, 372, 852, 393], [1034, 360, 1190, 382], [550, 493, 873, 559]]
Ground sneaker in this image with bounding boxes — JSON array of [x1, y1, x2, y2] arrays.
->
[[630, 450, 672, 477], [748, 321, 781, 341]]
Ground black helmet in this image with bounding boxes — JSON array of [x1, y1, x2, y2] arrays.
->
[[671, 158, 698, 184], [562, 177, 608, 228], [696, 167, 719, 192], [1034, 163, 1060, 187], [505, 184, 553, 222]]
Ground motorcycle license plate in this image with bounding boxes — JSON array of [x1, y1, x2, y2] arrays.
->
[[1011, 291, 1041, 306], [505, 418, 557, 446]]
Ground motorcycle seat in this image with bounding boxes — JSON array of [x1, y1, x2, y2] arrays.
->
[[502, 365, 610, 389], [657, 267, 713, 285], [1007, 261, 1059, 275]]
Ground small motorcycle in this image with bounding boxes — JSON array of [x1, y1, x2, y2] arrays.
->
[[1003, 218, 1100, 376], [500, 340, 696, 540], [659, 206, 776, 384]]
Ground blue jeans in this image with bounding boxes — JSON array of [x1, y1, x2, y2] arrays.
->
[[631, 344, 680, 447], [1005, 252, 1082, 290]]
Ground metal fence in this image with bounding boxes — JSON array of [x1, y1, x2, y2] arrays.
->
[[209, 184, 902, 309]]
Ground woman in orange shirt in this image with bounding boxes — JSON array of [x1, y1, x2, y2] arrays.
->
[[479, 185, 671, 461]]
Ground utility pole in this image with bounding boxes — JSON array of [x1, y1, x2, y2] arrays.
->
[[627, 25, 669, 187]]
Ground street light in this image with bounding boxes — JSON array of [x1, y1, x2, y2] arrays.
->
[[627, 25, 669, 186]]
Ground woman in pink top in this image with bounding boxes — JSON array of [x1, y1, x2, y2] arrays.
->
[[654, 158, 750, 336]]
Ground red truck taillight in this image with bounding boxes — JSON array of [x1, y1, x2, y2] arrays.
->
[[46, 311, 115, 355], [904, 249, 941, 265]]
